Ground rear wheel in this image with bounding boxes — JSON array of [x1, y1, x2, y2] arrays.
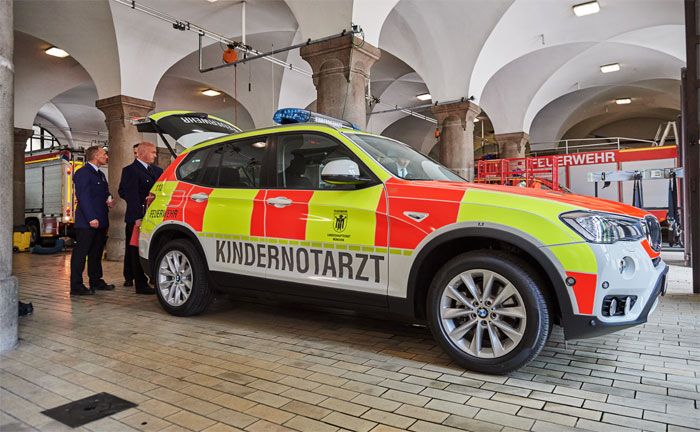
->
[[155, 239, 213, 316], [427, 250, 550, 374]]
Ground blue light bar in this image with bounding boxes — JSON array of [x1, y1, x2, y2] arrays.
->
[[273, 108, 359, 130]]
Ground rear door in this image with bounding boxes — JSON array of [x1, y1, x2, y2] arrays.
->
[[134, 111, 241, 150], [264, 132, 389, 305], [197, 136, 271, 279]]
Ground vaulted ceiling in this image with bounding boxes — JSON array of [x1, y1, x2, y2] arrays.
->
[[13, 0, 684, 150]]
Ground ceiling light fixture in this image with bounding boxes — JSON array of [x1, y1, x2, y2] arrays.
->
[[207, 0, 218, 3], [573, 1, 600, 17], [600, 63, 621, 73], [416, 93, 431, 101], [616, 98, 632, 105], [473, 118, 480, 123], [45, 47, 70, 58], [201, 89, 221, 97]]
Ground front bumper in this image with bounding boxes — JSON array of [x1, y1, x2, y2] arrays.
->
[[563, 263, 668, 340]]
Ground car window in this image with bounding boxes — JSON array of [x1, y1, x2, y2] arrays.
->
[[275, 133, 371, 190], [218, 138, 266, 188], [177, 147, 211, 183], [194, 138, 266, 188], [346, 133, 465, 182]]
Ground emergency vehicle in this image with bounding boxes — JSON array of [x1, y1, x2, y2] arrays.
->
[[24, 148, 83, 244], [136, 110, 667, 373]]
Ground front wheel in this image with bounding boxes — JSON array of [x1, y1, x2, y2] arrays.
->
[[154, 239, 214, 316], [427, 250, 550, 374]]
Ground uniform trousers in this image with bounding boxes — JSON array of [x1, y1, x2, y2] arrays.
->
[[70, 227, 107, 289], [125, 222, 149, 289]]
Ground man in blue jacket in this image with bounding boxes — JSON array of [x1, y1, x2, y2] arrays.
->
[[118, 142, 163, 294], [70, 146, 115, 295]]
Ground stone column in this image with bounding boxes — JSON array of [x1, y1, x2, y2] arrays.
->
[[0, 0, 18, 353], [96, 95, 155, 262], [13, 128, 33, 228], [431, 101, 481, 180], [156, 147, 173, 170], [495, 132, 529, 159], [300, 35, 380, 130]]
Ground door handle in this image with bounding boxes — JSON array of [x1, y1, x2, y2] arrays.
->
[[190, 193, 209, 202], [266, 197, 293, 208]]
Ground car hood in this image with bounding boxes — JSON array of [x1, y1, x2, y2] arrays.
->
[[386, 179, 649, 219]]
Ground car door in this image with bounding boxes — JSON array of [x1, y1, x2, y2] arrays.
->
[[264, 132, 389, 305], [196, 137, 271, 280]]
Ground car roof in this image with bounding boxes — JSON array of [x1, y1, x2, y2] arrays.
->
[[182, 123, 372, 153]]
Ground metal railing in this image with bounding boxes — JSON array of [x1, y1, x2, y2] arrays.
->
[[529, 137, 661, 156]]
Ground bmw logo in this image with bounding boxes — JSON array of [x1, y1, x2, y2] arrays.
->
[[477, 308, 488, 319]]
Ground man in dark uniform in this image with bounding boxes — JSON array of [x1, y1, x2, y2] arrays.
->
[[118, 142, 163, 295], [70, 146, 115, 295], [122, 143, 142, 287]]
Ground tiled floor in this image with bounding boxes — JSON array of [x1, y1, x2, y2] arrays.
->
[[1, 252, 699, 432]]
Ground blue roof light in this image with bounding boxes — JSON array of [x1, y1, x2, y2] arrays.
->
[[273, 108, 359, 130]]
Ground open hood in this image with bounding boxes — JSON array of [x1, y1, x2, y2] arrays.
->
[[133, 110, 241, 150]]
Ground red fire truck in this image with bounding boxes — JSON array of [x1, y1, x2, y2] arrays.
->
[[476, 145, 680, 238]]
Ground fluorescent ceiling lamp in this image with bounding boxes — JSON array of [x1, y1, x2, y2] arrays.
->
[[573, 1, 600, 17], [201, 89, 221, 97], [416, 93, 431, 101], [207, 0, 218, 2], [616, 98, 632, 105], [600, 63, 620, 73], [45, 47, 70, 58]]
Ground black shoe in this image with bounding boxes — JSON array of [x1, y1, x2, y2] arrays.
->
[[135, 286, 155, 295], [70, 286, 94, 296], [92, 283, 115, 291], [123, 280, 133, 287]]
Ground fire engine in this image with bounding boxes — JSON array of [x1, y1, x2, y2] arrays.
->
[[24, 148, 84, 244]]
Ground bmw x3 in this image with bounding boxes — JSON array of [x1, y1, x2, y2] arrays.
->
[[135, 109, 668, 373]]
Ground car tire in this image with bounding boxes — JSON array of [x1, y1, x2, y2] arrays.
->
[[154, 239, 214, 316], [427, 250, 550, 374]]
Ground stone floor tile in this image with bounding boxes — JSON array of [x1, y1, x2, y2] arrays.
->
[[284, 415, 338, 432], [4, 253, 699, 432], [360, 409, 415, 429], [323, 412, 377, 432], [280, 401, 332, 420]]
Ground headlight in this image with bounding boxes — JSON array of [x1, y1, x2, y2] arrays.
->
[[560, 211, 645, 244]]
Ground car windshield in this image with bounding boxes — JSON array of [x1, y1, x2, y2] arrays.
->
[[345, 133, 465, 182]]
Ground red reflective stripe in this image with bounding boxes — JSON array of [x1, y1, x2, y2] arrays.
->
[[182, 185, 213, 232], [163, 182, 191, 223], [617, 146, 677, 162], [160, 154, 185, 181], [386, 179, 465, 249], [567, 271, 597, 315], [375, 187, 388, 247], [265, 190, 314, 240], [250, 190, 266, 237], [640, 239, 660, 259]]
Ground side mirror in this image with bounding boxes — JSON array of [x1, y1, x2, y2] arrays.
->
[[321, 159, 368, 185]]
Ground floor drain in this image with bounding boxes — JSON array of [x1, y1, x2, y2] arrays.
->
[[41, 392, 137, 427]]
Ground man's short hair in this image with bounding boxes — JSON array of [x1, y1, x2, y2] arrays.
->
[[85, 146, 102, 162], [133, 144, 140, 149]]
